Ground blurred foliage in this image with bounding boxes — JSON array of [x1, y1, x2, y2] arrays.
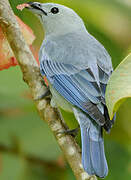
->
[[0, 0, 131, 179]]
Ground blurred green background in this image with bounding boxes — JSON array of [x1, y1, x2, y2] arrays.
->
[[0, 0, 131, 179]]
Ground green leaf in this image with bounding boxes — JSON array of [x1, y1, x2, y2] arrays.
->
[[105, 53, 131, 119]]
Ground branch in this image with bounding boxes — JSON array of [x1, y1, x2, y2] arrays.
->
[[0, 1, 97, 180]]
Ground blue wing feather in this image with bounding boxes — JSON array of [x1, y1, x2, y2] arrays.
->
[[40, 59, 107, 125]]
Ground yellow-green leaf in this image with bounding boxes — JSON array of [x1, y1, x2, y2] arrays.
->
[[105, 53, 131, 119]]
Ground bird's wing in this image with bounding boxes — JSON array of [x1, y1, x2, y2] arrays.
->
[[40, 59, 111, 126]]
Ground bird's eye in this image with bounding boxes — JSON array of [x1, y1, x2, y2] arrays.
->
[[51, 7, 59, 14]]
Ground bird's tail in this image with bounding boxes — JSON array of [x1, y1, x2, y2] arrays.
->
[[80, 116, 108, 178]]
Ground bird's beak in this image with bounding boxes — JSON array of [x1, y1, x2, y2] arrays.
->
[[26, 2, 47, 16]]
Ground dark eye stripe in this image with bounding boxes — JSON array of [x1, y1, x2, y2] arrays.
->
[[51, 7, 59, 14]]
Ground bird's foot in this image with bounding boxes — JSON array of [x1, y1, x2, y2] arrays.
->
[[35, 88, 51, 101], [60, 126, 80, 137]]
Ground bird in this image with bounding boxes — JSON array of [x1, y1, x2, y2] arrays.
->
[[26, 2, 116, 178]]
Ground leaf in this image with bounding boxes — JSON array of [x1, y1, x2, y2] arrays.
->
[[0, 16, 35, 71], [105, 53, 131, 119], [0, 26, 18, 70]]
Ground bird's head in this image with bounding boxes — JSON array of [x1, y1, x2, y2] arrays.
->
[[26, 2, 86, 36]]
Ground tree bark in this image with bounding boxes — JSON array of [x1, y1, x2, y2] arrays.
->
[[0, 1, 97, 180]]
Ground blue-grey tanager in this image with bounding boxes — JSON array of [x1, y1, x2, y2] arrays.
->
[[26, 2, 115, 178]]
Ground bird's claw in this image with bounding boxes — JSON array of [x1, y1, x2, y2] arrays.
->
[[35, 88, 51, 101], [59, 126, 80, 137]]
